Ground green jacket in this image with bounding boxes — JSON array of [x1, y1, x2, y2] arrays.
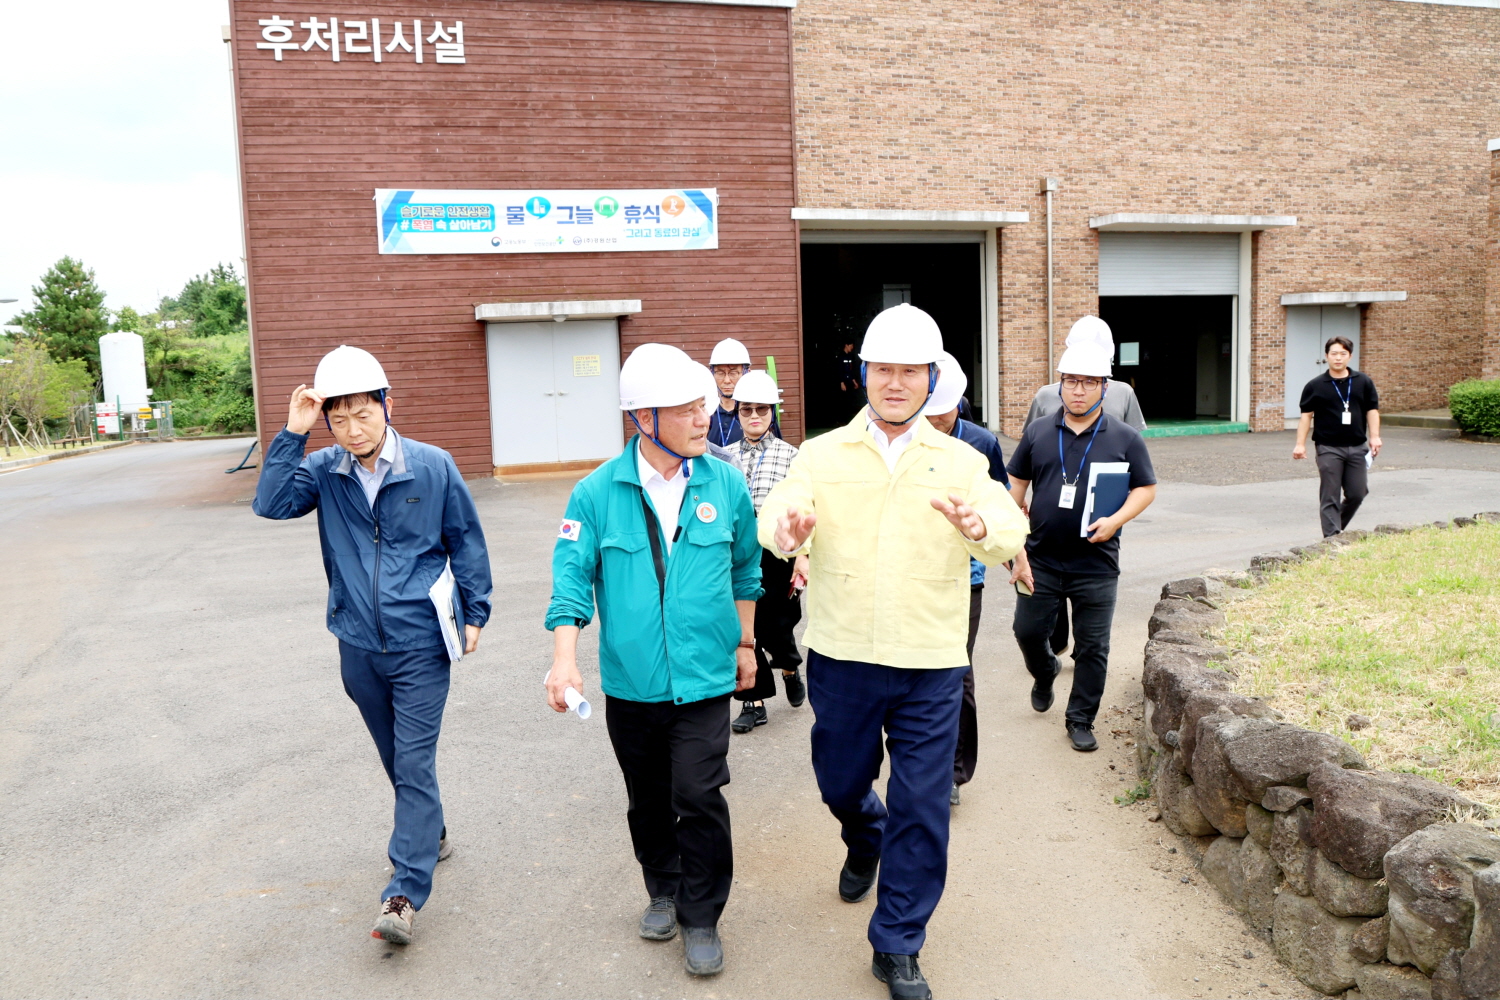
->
[[546, 440, 763, 704]]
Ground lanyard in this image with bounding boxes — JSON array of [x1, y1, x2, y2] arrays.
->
[[714, 407, 736, 443], [1058, 414, 1104, 487], [1332, 375, 1352, 411]]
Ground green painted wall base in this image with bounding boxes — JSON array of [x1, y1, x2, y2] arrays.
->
[[1141, 420, 1250, 438]]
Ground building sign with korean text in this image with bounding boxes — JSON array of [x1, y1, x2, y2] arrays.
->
[[374, 188, 719, 254], [256, 15, 465, 63]]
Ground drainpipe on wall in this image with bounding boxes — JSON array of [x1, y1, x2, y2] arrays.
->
[[1039, 177, 1058, 377]]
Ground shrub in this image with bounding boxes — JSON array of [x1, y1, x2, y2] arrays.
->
[[1448, 378, 1500, 437]]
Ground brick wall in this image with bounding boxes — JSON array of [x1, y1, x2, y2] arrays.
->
[[1487, 149, 1500, 382], [791, 0, 1500, 433], [231, 0, 799, 474]]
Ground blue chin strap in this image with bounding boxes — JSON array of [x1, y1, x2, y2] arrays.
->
[[629, 409, 692, 462], [323, 388, 389, 433], [861, 361, 939, 426], [1058, 377, 1109, 417]]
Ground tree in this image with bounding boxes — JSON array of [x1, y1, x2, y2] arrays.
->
[[0, 342, 88, 449], [161, 263, 248, 338], [9, 257, 110, 378]]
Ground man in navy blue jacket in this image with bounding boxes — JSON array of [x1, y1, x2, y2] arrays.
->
[[253, 346, 492, 946], [922, 355, 1009, 806]]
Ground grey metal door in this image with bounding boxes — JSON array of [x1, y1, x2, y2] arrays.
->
[[486, 320, 624, 467], [1283, 306, 1361, 418]]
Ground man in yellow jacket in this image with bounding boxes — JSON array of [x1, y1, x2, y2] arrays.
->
[[758, 304, 1028, 1000]]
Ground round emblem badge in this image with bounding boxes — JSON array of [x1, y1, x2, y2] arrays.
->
[[695, 502, 718, 523]]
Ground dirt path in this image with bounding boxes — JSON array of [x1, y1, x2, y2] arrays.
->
[[4, 433, 1498, 997]]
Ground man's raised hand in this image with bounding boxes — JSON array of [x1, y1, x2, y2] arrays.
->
[[287, 384, 326, 435], [775, 505, 817, 553], [930, 493, 988, 541]]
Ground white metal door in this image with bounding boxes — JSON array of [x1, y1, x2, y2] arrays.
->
[[487, 322, 559, 465], [551, 320, 624, 463], [1283, 306, 1361, 418]]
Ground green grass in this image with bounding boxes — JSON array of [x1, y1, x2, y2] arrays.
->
[[1222, 524, 1500, 808]]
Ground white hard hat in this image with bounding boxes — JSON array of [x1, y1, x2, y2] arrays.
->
[[922, 351, 967, 415], [709, 338, 751, 366], [859, 303, 944, 364], [619, 343, 709, 410], [732, 370, 782, 405], [1066, 316, 1114, 353], [1057, 343, 1113, 378], [314, 345, 390, 397]]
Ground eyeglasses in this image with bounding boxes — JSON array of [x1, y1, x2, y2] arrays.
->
[[1061, 377, 1104, 391], [737, 404, 773, 417]]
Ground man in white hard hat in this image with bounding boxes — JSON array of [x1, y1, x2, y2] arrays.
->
[[253, 345, 493, 946], [759, 304, 1028, 1000], [1024, 316, 1146, 431], [920, 353, 1009, 807], [1006, 339, 1157, 752], [1022, 315, 1145, 662], [707, 338, 751, 448], [545, 343, 763, 978]]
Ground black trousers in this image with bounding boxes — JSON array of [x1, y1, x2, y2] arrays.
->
[[604, 693, 734, 928], [744, 550, 804, 702], [1012, 566, 1119, 727], [954, 584, 982, 785], [1315, 443, 1369, 538]]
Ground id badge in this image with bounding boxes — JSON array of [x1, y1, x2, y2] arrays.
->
[[1058, 484, 1076, 509], [1341, 410, 1352, 425]]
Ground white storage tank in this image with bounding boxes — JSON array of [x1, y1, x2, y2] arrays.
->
[[99, 332, 151, 411]]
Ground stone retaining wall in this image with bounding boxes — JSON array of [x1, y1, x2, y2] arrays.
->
[[1137, 515, 1500, 999]]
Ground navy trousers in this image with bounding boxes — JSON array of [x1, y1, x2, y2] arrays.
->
[[806, 649, 966, 955], [339, 640, 450, 910]]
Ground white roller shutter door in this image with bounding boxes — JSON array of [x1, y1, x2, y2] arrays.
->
[[1098, 233, 1241, 296]]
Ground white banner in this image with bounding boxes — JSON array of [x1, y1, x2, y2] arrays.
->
[[375, 188, 718, 254]]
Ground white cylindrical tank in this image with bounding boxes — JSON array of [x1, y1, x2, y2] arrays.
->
[[99, 332, 150, 411]]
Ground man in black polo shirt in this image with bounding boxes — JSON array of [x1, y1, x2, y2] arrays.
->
[[1006, 342, 1157, 752], [1292, 335, 1382, 538]]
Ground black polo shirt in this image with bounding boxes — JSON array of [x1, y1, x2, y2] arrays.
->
[[1006, 409, 1156, 577], [1300, 370, 1378, 447]]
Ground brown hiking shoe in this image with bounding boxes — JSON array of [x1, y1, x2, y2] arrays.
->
[[371, 895, 414, 944]]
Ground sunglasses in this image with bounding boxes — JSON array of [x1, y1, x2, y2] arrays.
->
[[737, 404, 773, 417]]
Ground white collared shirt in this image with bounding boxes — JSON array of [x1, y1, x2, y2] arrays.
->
[[869, 418, 916, 473], [637, 442, 690, 554], [352, 427, 398, 508]]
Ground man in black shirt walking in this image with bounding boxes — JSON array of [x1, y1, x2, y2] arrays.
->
[[1293, 335, 1382, 538]]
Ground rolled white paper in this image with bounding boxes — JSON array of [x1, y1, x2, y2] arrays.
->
[[564, 686, 591, 720]]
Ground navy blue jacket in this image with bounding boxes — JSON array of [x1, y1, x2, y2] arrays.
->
[[951, 417, 1010, 586], [708, 405, 743, 447], [253, 427, 493, 653]]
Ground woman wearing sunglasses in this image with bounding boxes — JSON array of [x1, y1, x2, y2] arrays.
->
[[727, 370, 810, 733]]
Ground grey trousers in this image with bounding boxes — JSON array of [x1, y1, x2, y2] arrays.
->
[[1316, 443, 1369, 537]]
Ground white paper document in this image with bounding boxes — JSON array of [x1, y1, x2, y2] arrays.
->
[[429, 564, 464, 663]]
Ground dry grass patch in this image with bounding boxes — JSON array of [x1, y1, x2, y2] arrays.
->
[[1222, 524, 1500, 809]]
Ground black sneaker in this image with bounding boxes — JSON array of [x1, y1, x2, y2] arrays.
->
[[638, 896, 678, 940], [1066, 722, 1098, 752], [1031, 659, 1061, 712], [872, 951, 932, 1000], [950, 782, 961, 806], [839, 852, 879, 902], [730, 701, 767, 733], [682, 925, 724, 976], [783, 669, 806, 707]]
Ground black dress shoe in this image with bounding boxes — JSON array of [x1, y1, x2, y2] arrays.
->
[[730, 701, 767, 733], [839, 852, 879, 902], [783, 669, 806, 707], [1031, 659, 1061, 712], [682, 925, 724, 976], [1066, 721, 1098, 752], [872, 951, 932, 1000], [638, 896, 678, 940]]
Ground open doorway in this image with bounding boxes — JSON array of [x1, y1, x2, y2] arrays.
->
[[800, 241, 982, 432], [1099, 296, 1233, 422]]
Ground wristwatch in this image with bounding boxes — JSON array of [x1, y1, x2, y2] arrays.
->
[[738, 639, 756, 649]]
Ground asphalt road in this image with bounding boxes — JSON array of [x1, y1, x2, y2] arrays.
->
[[2, 429, 1497, 999]]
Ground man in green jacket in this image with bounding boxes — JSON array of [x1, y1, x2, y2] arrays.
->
[[545, 343, 762, 978]]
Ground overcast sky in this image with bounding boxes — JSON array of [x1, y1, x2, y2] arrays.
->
[[1, 1, 242, 315]]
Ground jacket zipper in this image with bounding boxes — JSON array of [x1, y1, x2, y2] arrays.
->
[[372, 491, 387, 652]]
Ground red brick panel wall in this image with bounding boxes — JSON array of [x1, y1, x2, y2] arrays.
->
[[231, 0, 800, 474], [1487, 150, 1500, 382], [791, 0, 1500, 433]]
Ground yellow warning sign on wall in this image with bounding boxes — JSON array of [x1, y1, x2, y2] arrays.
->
[[572, 354, 601, 378]]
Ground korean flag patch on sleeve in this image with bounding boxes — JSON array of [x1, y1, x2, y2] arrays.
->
[[558, 518, 582, 542]]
